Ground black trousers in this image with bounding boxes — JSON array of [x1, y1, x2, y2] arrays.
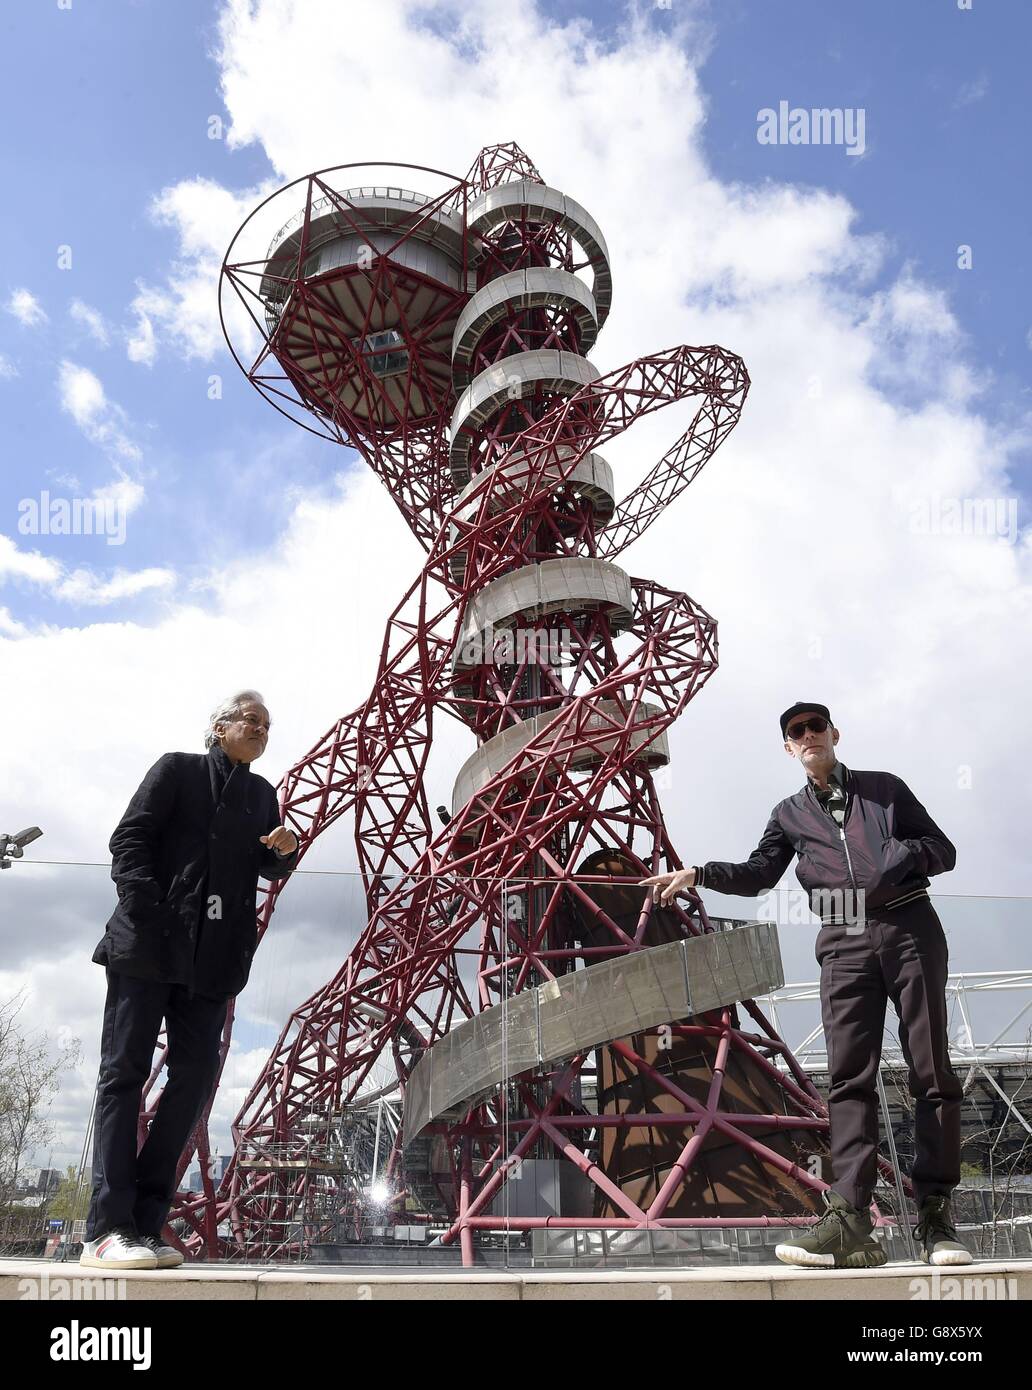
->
[[815, 897, 963, 1211], [85, 969, 228, 1241]]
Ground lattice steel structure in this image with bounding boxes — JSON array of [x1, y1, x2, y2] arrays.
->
[[763, 967, 1032, 1162], [140, 142, 918, 1264]]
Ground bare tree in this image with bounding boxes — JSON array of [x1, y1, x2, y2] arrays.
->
[[48, 1163, 91, 1223], [0, 989, 82, 1215]]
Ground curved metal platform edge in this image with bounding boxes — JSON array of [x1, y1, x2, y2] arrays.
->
[[403, 921, 784, 1146], [451, 556, 635, 677], [450, 697, 671, 818]]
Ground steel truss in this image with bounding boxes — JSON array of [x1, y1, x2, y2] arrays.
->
[[140, 144, 914, 1264]]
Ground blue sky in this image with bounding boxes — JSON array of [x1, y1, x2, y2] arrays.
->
[[0, 0, 320, 622], [0, 0, 1027, 631], [689, 0, 1030, 422]]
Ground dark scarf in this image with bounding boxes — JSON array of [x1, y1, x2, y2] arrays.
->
[[207, 739, 250, 808]]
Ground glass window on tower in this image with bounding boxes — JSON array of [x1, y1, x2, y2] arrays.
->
[[357, 329, 409, 379]]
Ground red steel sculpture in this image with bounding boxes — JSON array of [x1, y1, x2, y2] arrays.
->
[[145, 142, 870, 1264]]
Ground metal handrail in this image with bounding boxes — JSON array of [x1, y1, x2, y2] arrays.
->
[[266, 185, 431, 259]]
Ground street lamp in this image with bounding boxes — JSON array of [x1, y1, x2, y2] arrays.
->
[[0, 826, 42, 869]]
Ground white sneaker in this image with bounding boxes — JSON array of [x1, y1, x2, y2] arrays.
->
[[80, 1227, 158, 1269], [138, 1233, 185, 1268]]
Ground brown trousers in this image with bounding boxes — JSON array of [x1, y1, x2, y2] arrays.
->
[[815, 897, 963, 1210]]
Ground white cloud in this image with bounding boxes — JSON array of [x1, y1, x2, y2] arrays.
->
[[57, 360, 142, 462], [860, 270, 985, 406], [52, 566, 175, 606], [69, 298, 111, 347], [3, 466, 158, 612], [868, 274, 958, 340], [126, 178, 277, 365], [59, 359, 104, 420], [0, 530, 172, 612], [125, 291, 157, 365], [0, 465, 416, 840], [954, 73, 989, 109], [0, 353, 18, 379], [93, 472, 146, 518], [0, 605, 28, 637], [5, 0, 1030, 1167], [6, 287, 48, 328], [0, 534, 62, 585]]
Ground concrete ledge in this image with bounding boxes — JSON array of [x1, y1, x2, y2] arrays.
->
[[2, 1258, 1028, 1301]]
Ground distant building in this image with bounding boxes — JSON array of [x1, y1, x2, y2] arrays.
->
[[188, 1155, 230, 1191], [18, 1168, 41, 1194]]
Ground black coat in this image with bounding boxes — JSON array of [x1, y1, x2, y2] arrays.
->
[[92, 743, 299, 998], [698, 767, 955, 919]]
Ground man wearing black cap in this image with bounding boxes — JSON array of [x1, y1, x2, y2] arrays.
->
[[641, 703, 970, 1270]]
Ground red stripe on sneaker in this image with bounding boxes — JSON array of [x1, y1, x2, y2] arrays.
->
[[96, 1237, 113, 1256]]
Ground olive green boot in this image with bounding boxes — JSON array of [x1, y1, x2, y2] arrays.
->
[[913, 1194, 972, 1266], [775, 1189, 887, 1269]]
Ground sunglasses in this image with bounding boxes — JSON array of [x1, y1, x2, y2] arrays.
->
[[786, 716, 830, 741]]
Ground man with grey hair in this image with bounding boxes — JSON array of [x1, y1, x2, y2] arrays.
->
[[82, 691, 299, 1270]]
